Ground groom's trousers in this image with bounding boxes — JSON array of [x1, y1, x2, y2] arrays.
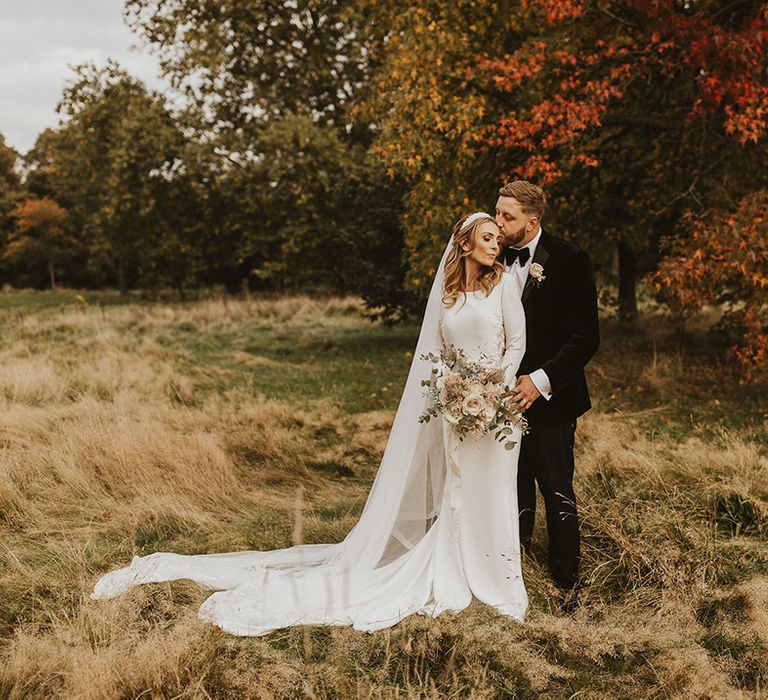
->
[[517, 419, 580, 590]]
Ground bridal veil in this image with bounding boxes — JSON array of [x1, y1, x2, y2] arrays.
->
[[91, 237, 458, 634]]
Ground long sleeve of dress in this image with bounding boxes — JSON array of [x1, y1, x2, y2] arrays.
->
[[500, 275, 526, 387]]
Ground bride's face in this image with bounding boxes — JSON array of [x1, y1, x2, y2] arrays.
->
[[465, 221, 502, 268]]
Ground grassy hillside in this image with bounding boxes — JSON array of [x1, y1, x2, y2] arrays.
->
[[0, 292, 766, 698]]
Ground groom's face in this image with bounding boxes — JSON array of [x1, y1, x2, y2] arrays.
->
[[495, 196, 538, 248]]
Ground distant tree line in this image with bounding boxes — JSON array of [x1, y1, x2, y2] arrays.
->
[[1, 0, 767, 366], [0, 50, 414, 316]]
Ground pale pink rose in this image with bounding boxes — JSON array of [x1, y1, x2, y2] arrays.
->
[[440, 374, 463, 405], [444, 373, 462, 387], [461, 388, 485, 416]]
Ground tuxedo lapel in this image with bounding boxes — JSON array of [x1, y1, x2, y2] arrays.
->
[[521, 234, 550, 304]]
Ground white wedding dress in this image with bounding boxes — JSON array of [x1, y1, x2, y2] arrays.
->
[[91, 246, 528, 635]]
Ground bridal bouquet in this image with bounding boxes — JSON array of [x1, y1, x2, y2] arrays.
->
[[418, 346, 528, 450]]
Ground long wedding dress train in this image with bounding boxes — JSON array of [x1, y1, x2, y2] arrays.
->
[[91, 248, 529, 636]]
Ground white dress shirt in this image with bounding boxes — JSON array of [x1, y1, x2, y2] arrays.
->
[[503, 227, 553, 401]]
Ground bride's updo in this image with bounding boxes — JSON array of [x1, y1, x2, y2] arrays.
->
[[442, 212, 504, 308]]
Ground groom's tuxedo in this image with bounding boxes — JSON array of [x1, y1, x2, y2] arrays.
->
[[507, 229, 599, 593], [516, 230, 599, 426]]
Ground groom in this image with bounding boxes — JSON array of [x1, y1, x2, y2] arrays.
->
[[495, 181, 599, 610]]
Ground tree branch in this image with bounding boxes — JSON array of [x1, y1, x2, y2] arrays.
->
[[601, 114, 685, 131], [594, 1, 643, 31]]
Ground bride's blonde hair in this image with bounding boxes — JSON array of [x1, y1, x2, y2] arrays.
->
[[442, 213, 504, 308]]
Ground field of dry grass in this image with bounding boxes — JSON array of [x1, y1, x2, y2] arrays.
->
[[0, 290, 766, 698]]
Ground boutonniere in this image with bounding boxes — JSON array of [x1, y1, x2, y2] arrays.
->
[[529, 263, 546, 285]]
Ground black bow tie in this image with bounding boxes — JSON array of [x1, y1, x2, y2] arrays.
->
[[502, 246, 531, 267]]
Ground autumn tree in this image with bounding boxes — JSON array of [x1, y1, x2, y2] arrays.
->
[[473, 0, 768, 318], [363, 0, 768, 319], [2, 198, 72, 288], [356, 3, 504, 296], [651, 192, 768, 377]]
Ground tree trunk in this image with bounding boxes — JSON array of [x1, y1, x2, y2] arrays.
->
[[117, 256, 127, 295], [48, 261, 56, 290], [617, 239, 638, 321]]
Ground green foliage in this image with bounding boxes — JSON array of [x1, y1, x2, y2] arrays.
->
[[238, 114, 367, 290], [23, 128, 58, 200], [125, 0, 374, 135], [247, 115, 411, 308], [117, 0, 412, 310], [0, 134, 21, 221], [0, 134, 23, 284], [4, 5, 410, 309], [51, 60, 199, 292]]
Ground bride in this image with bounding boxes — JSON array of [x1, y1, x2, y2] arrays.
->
[[91, 211, 529, 635]]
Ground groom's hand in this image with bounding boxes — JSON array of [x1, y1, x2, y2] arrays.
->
[[512, 376, 541, 411]]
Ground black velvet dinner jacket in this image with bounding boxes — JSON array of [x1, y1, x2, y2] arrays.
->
[[515, 230, 600, 426]]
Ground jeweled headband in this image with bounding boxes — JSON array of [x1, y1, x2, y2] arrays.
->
[[462, 211, 492, 229]]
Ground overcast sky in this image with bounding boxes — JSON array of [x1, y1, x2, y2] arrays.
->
[[0, 0, 171, 154]]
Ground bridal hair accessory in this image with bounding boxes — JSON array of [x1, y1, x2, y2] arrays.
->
[[462, 211, 492, 229]]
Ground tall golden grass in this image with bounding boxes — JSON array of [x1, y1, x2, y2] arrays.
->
[[0, 296, 765, 698]]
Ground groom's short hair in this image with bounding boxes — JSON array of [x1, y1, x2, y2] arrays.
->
[[498, 181, 547, 221]]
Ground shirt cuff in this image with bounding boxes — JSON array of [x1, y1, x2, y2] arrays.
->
[[529, 369, 553, 401]]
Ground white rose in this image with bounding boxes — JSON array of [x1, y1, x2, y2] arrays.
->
[[480, 399, 497, 423], [530, 263, 546, 282], [445, 401, 463, 424]]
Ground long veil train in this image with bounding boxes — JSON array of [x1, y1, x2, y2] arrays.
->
[[91, 240, 456, 635]]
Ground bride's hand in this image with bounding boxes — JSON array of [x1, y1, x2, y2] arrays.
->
[[501, 389, 526, 411]]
